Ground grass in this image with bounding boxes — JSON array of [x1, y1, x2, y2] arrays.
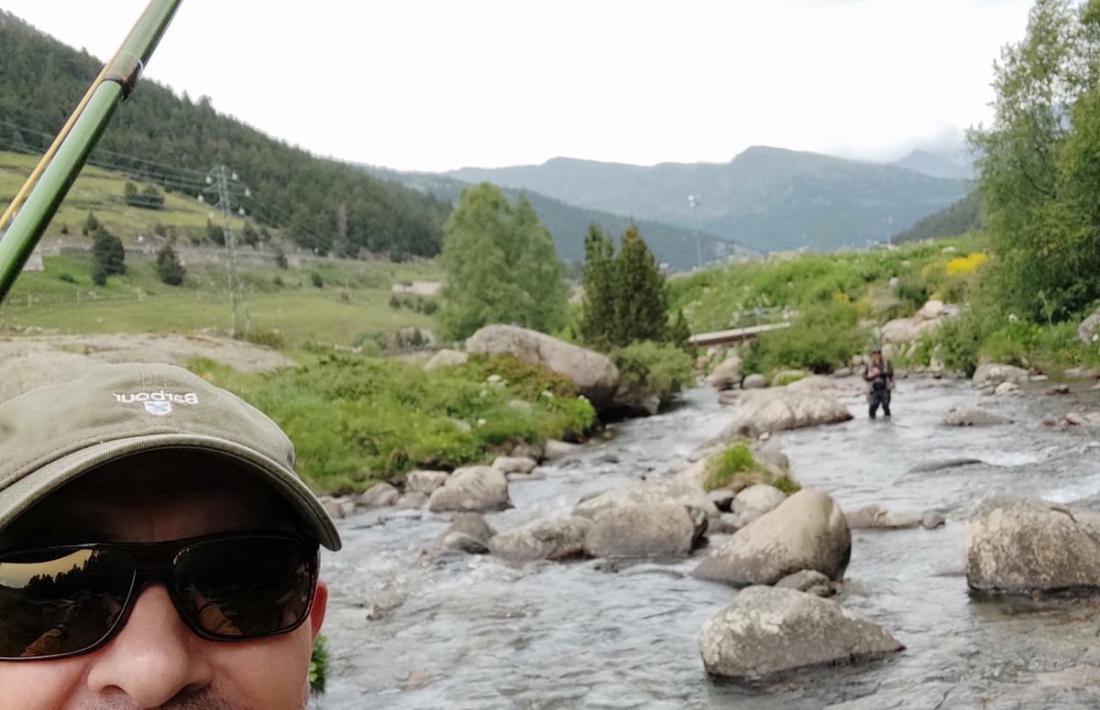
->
[[1, 253, 442, 347], [0, 151, 248, 243], [190, 353, 597, 494], [702, 443, 800, 494]]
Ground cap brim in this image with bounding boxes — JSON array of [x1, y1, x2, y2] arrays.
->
[[0, 434, 341, 551]]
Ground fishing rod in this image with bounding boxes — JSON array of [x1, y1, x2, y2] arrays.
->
[[0, 0, 183, 305]]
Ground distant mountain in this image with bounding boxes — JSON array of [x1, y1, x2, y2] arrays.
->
[[447, 147, 969, 252], [362, 166, 752, 271], [891, 149, 973, 180], [891, 191, 982, 243]]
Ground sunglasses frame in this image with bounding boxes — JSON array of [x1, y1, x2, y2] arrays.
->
[[0, 531, 320, 662]]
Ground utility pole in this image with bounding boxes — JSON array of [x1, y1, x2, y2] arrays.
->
[[205, 165, 251, 338], [688, 193, 702, 269]]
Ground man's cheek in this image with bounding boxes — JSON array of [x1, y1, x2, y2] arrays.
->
[[205, 629, 315, 710], [0, 658, 87, 710]]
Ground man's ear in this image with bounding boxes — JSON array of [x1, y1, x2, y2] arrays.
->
[[310, 578, 329, 640]]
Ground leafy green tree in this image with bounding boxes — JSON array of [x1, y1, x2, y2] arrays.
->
[[91, 228, 125, 285], [439, 183, 567, 340], [970, 0, 1100, 321], [512, 196, 568, 333], [155, 243, 185, 286]]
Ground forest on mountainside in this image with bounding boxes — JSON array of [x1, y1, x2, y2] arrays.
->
[[0, 10, 450, 259]]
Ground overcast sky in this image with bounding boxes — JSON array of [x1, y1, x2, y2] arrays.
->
[[2, 0, 1032, 172]]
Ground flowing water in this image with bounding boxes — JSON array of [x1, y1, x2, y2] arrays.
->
[[315, 377, 1100, 709]]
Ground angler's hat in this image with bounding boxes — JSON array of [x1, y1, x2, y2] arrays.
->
[[0, 363, 341, 550]]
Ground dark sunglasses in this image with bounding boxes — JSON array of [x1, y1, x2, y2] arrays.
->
[[0, 532, 319, 661]]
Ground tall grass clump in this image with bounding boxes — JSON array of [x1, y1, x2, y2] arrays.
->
[[190, 353, 596, 493]]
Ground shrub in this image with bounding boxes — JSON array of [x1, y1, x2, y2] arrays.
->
[[388, 294, 401, 309], [58, 273, 76, 284], [611, 341, 695, 408], [743, 302, 867, 375], [310, 272, 324, 288], [155, 244, 186, 286], [309, 634, 328, 694], [191, 354, 596, 492]]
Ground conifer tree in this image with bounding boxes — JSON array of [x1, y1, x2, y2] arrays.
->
[[578, 225, 617, 346], [155, 243, 186, 286], [579, 224, 673, 348]]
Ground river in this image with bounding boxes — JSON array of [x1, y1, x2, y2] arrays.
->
[[315, 377, 1100, 709]]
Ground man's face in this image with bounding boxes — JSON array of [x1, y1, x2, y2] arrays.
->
[[0, 451, 328, 710]]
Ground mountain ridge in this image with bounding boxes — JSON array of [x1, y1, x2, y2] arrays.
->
[[447, 146, 969, 252]]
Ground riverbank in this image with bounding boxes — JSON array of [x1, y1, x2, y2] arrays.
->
[[315, 375, 1100, 708]]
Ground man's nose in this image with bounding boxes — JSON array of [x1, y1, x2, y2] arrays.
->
[[85, 585, 214, 707]]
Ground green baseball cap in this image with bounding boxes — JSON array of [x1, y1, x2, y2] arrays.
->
[[0, 362, 341, 550]]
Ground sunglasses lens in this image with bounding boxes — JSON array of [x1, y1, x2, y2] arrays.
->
[[0, 549, 133, 658], [173, 536, 315, 639]]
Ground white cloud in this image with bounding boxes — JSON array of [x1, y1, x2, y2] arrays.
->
[[2, 0, 1032, 171]]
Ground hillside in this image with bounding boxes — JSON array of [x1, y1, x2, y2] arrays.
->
[[891, 149, 973, 180], [448, 147, 969, 252], [891, 191, 982, 243], [364, 167, 753, 270], [0, 10, 449, 258], [0, 150, 248, 244]]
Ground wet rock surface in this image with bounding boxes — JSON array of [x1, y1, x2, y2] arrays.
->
[[698, 586, 904, 679], [318, 380, 1100, 709], [693, 489, 851, 586]]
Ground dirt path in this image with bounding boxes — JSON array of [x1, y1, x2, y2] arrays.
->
[[0, 333, 294, 403]]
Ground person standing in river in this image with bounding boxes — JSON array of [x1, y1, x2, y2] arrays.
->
[[863, 347, 894, 419]]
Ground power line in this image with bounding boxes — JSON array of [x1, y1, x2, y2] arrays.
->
[[204, 164, 251, 337]]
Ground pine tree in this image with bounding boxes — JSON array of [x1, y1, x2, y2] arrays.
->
[[82, 211, 99, 237], [155, 243, 186, 286], [91, 228, 125, 285], [578, 224, 674, 349], [578, 225, 617, 347], [613, 225, 669, 345]]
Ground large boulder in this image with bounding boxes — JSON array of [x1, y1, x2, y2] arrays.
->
[[846, 505, 923, 530], [1078, 307, 1100, 345], [423, 349, 469, 371], [699, 586, 903, 679], [943, 407, 1011, 427], [584, 503, 706, 559], [428, 466, 511, 513], [492, 456, 538, 475], [967, 498, 1100, 594], [693, 489, 850, 586], [707, 355, 742, 391], [438, 512, 497, 554], [359, 482, 399, 508], [465, 325, 620, 407], [488, 516, 591, 561], [716, 390, 852, 439], [405, 470, 450, 495], [575, 480, 720, 523], [881, 300, 958, 344], [742, 373, 767, 389], [973, 363, 1028, 388], [726, 484, 788, 528]]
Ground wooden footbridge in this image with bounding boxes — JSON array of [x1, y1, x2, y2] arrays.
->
[[688, 322, 791, 347]]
